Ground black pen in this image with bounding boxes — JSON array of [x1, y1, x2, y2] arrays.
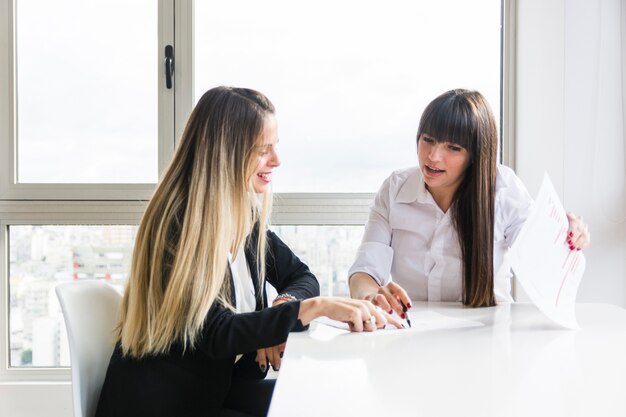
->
[[400, 300, 412, 328]]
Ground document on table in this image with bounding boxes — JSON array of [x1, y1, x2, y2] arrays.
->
[[508, 173, 585, 329], [314, 310, 483, 334]]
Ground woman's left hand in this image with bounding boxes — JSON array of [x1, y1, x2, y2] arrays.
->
[[255, 297, 291, 372], [566, 212, 591, 251], [255, 342, 285, 372]]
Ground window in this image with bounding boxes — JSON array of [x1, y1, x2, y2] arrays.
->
[[0, 0, 180, 379], [0, 0, 179, 201], [194, 0, 502, 192], [9, 225, 136, 367], [272, 225, 365, 297], [194, 0, 504, 322], [15, 1, 158, 184], [1, 0, 506, 379]]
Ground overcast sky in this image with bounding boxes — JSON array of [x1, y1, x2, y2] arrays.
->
[[16, 0, 500, 192]]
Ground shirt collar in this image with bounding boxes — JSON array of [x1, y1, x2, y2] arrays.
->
[[396, 166, 433, 205]]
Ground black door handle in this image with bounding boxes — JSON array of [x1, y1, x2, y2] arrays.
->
[[165, 45, 174, 89]]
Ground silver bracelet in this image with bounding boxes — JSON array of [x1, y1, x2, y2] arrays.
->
[[274, 293, 297, 303]]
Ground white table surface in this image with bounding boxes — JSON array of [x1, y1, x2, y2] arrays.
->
[[268, 302, 626, 417]]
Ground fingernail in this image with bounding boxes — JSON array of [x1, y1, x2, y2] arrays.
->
[[407, 303, 412, 308], [272, 365, 279, 372], [567, 239, 572, 245], [388, 310, 393, 314], [569, 245, 575, 250], [577, 248, 581, 251], [568, 232, 573, 237], [401, 313, 406, 319], [260, 364, 266, 372], [279, 352, 284, 358]]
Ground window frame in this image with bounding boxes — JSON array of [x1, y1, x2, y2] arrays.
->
[[0, 0, 186, 201], [0, 0, 514, 382], [0, 201, 146, 381], [0, 0, 192, 381]]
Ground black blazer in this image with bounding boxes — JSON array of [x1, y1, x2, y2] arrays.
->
[[95, 228, 320, 417]]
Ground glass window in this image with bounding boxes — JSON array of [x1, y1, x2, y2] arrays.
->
[[194, 0, 501, 192], [3, 0, 505, 377], [9, 225, 137, 367], [15, 0, 158, 184], [272, 225, 364, 297], [9, 224, 362, 367]]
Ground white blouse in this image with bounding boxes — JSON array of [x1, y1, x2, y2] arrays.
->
[[229, 244, 257, 363], [348, 164, 534, 302], [229, 244, 256, 314]]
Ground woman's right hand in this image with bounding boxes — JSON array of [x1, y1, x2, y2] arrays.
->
[[298, 297, 402, 331], [349, 272, 412, 320], [366, 282, 412, 320]]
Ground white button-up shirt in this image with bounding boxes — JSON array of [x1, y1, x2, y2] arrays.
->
[[348, 164, 533, 302], [229, 244, 256, 314], [229, 244, 257, 363]]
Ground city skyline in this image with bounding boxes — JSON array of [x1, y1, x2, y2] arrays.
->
[[9, 224, 363, 367]]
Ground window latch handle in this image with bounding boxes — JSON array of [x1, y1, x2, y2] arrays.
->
[[165, 45, 174, 89]]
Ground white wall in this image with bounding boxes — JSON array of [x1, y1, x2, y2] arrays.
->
[[0, 383, 72, 417], [515, 0, 626, 307]]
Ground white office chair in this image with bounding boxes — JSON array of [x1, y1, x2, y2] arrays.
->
[[56, 280, 122, 417]]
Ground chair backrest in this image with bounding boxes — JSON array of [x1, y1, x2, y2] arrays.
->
[[56, 280, 122, 417]]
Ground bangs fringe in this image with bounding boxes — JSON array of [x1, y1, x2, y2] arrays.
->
[[417, 90, 479, 158]]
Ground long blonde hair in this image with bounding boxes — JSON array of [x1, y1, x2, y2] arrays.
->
[[119, 87, 275, 357]]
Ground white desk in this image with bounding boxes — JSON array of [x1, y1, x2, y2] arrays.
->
[[268, 303, 626, 417]]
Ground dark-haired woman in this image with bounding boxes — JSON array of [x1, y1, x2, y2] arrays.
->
[[348, 89, 590, 313]]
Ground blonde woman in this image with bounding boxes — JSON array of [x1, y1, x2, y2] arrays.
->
[[95, 87, 397, 417]]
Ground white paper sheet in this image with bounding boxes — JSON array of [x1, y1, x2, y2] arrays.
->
[[313, 310, 484, 334], [508, 173, 585, 329]]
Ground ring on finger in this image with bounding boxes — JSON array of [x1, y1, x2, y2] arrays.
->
[[366, 315, 377, 325]]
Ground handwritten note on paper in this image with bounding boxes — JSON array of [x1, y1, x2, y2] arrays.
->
[[508, 173, 585, 329]]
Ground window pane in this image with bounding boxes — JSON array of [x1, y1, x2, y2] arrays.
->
[[194, 0, 501, 192], [9, 224, 361, 367], [9, 225, 136, 367], [272, 225, 364, 297], [16, 1, 158, 183]]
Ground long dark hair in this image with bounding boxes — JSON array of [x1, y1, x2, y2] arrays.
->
[[417, 89, 497, 307]]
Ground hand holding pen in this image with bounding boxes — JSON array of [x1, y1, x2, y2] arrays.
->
[[368, 281, 412, 328], [400, 300, 412, 328]]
